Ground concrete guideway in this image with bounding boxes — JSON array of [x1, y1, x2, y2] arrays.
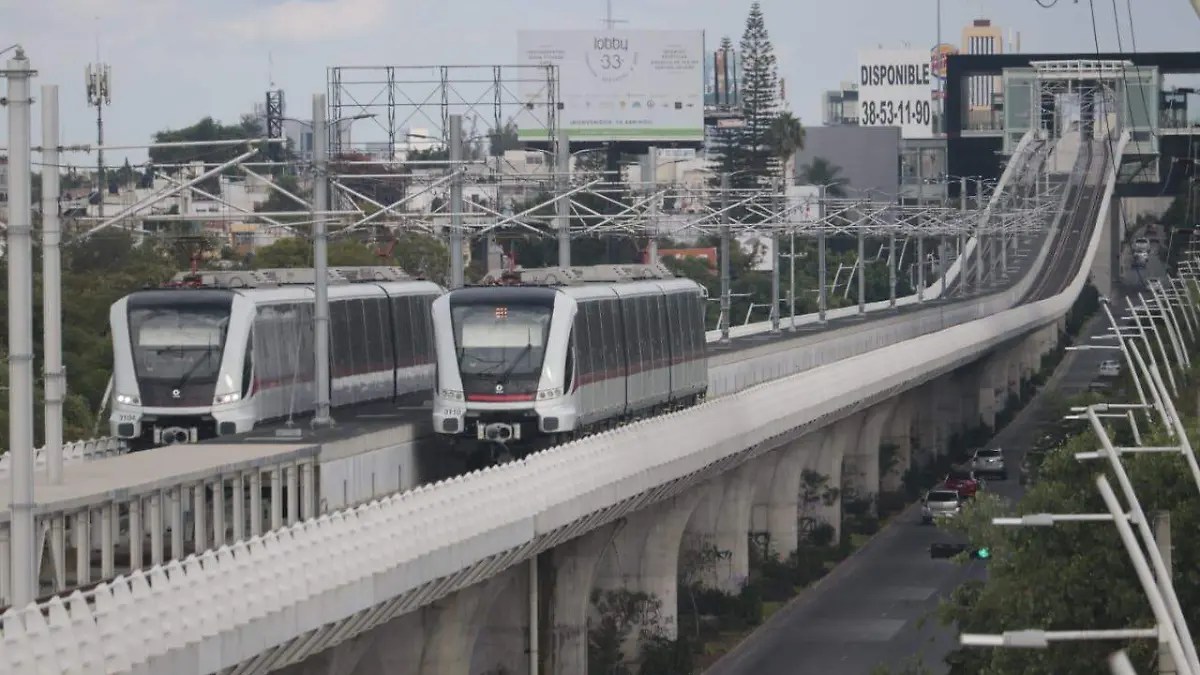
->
[[705, 284, 1140, 675], [0, 132, 1056, 610], [0, 126, 1054, 478], [0, 131, 1127, 675]]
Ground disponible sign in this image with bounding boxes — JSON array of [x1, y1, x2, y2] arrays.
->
[[517, 29, 706, 143], [858, 49, 935, 139]]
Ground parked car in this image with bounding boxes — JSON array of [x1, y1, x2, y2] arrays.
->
[[1133, 237, 1150, 253], [1098, 360, 1121, 378], [922, 489, 963, 525], [970, 447, 1008, 480], [943, 469, 982, 499]]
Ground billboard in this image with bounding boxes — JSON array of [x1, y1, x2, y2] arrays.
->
[[704, 48, 741, 107], [786, 185, 820, 224], [858, 49, 936, 139], [517, 30, 706, 142]]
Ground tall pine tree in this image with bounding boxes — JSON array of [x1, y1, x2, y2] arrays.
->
[[735, 2, 779, 187]]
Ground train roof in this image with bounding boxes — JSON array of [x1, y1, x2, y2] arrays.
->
[[163, 266, 429, 289], [478, 263, 676, 286]]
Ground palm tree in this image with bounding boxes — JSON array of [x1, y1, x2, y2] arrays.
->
[[798, 157, 849, 196], [767, 111, 804, 184]]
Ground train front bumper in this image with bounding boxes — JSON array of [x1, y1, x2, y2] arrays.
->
[[432, 397, 579, 436]]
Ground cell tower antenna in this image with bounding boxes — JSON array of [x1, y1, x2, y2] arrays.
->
[[85, 60, 112, 221], [268, 50, 275, 88], [601, 0, 628, 28]]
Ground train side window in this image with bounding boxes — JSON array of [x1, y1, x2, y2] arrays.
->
[[636, 295, 654, 369], [589, 301, 608, 379], [564, 332, 575, 391], [422, 295, 437, 364], [652, 294, 668, 367], [602, 298, 622, 377], [329, 300, 349, 379], [574, 302, 593, 382], [621, 297, 639, 373], [391, 296, 412, 367], [365, 298, 388, 371], [664, 293, 680, 364], [597, 299, 613, 376], [241, 329, 254, 397]]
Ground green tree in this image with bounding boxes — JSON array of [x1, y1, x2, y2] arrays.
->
[[149, 116, 263, 194], [767, 111, 804, 184], [937, 426, 1200, 675], [798, 157, 848, 196]]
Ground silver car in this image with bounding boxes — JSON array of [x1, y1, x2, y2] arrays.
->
[[971, 447, 1008, 480], [922, 489, 962, 524]]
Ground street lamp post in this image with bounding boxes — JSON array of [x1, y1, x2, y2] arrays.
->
[[719, 172, 732, 345], [449, 114, 465, 288], [311, 93, 333, 428]]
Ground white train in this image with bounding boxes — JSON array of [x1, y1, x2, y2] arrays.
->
[[109, 267, 442, 449], [431, 264, 708, 463]]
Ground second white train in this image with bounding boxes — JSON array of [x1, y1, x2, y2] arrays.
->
[[431, 265, 708, 461]]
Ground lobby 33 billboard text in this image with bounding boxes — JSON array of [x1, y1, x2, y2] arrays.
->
[[517, 29, 706, 143], [858, 49, 935, 139]]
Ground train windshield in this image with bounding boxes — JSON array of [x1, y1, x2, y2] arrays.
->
[[451, 303, 552, 382], [128, 305, 231, 384]]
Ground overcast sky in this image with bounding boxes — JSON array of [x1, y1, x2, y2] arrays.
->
[[4, 0, 1199, 165]]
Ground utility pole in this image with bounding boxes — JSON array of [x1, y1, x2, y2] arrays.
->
[[5, 47, 37, 608], [857, 191, 868, 315], [645, 145, 657, 264], [916, 149, 926, 303], [42, 84, 64, 486], [770, 176, 781, 334], [975, 176, 985, 290], [719, 172, 731, 345], [556, 128, 571, 267], [449, 114, 465, 287], [311, 93, 333, 429], [818, 184, 828, 322], [1156, 511, 1176, 675], [85, 63, 110, 220], [959, 176, 968, 296]]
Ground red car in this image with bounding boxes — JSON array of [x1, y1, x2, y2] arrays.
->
[[943, 469, 981, 499]]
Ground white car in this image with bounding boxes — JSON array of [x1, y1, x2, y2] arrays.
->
[[922, 489, 963, 524], [1098, 360, 1121, 378], [970, 448, 1008, 480]]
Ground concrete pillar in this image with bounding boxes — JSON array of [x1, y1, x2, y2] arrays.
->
[[978, 356, 1006, 429], [881, 397, 913, 493], [473, 568, 531, 674], [820, 415, 857, 541], [710, 461, 759, 593], [841, 402, 896, 509], [354, 568, 519, 675], [543, 523, 619, 675], [593, 490, 704, 647], [752, 431, 826, 559], [914, 382, 941, 462]]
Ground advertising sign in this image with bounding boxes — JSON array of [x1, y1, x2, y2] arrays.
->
[[858, 49, 936, 139], [517, 30, 706, 142], [704, 48, 741, 107]]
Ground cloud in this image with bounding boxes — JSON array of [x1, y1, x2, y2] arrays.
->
[[223, 0, 392, 42]]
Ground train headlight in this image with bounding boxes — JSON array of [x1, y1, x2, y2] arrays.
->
[[537, 387, 563, 400], [115, 393, 140, 406], [441, 389, 465, 402], [213, 392, 241, 405]]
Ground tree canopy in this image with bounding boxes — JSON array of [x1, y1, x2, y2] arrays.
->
[[938, 399, 1200, 674]]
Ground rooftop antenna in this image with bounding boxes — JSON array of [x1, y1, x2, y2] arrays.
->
[[86, 22, 112, 222], [268, 50, 275, 88], [602, 0, 628, 29]]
